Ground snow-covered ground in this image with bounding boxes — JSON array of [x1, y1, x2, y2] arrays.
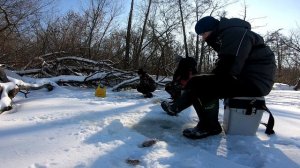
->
[[0, 83, 300, 168]]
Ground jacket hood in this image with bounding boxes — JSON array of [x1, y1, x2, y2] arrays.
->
[[218, 17, 251, 32]]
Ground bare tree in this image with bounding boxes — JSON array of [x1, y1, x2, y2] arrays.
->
[[0, 0, 54, 68], [265, 30, 286, 72], [124, 0, 135, 69], [264, 29, 300, 85], [0, 0, 51, 32], [134, 0, 153, 68], [280, 29, 300, 87], [83, 0, 121, 59], [178, 0, 189, 58]]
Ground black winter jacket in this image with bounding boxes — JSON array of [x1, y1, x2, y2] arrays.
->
[[139, 73, 156, 92], [207, 17, 276, 96]]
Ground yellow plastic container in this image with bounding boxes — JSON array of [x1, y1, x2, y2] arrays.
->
[[95, 84, 106, 97]]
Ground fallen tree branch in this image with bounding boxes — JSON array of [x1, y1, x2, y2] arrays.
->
[[0, 82, 19, 113], [0, 75, 55, 113]]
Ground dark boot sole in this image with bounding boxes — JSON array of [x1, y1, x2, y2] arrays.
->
[[183, 129, 222, 139]]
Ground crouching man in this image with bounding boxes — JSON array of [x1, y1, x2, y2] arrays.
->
[[137, 68, 156, 98]]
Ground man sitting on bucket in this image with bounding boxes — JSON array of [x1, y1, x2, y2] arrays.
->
[[161, 16, 276, 139]]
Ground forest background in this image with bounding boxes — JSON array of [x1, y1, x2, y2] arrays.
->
[[1, 0, 300, 87]]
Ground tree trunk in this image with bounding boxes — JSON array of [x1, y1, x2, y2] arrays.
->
[[199, 41, 205, 73], [178, 0, 189, 58], [135, 0, 152, 68], [125, 0, 134, 69]]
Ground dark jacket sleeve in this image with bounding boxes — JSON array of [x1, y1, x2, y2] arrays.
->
[[213, 27, 253, 78]]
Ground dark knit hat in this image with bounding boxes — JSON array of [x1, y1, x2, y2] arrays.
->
[[195, 16, 219, 35]]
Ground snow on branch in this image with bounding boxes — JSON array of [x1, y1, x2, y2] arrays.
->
[[11, 55, 144, 88], [0, 82, 17, 112], [0, 55, 168, 113], [112, 76, 140, 91], [1, 80, 54, 112]]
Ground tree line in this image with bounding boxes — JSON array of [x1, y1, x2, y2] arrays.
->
[[1, 0, 300, 85]]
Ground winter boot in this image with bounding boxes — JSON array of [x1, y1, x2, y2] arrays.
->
[[161, 101, 178, 116], [161, 90, 193, 116], [183, 98, 222, 139], [205, 99, 222, 132], [144, 92, 153, 98], [182, 126, 222, 139]]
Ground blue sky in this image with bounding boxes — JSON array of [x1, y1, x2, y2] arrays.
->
[[225, 0, 300, 34], [55, 0, 299, 34], [55, 0, 85, 14]]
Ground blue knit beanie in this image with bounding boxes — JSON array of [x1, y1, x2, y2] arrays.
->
[[195, 16, 219, 35]]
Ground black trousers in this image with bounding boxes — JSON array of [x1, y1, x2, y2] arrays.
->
[[185, 74, 263, 102], [173, 74, 263, 130], [137, 84, 155, 94]]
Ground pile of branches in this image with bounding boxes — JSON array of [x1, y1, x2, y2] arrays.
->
[[0, 53, 167, 113], [17, 53, 140, 89]]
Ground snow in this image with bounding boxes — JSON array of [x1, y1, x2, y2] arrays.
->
[[1, 80, 300, 168]]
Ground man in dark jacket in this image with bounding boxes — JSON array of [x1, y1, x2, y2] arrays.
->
[[161, 16, 276, 139], [137, 68, 157, 98]]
